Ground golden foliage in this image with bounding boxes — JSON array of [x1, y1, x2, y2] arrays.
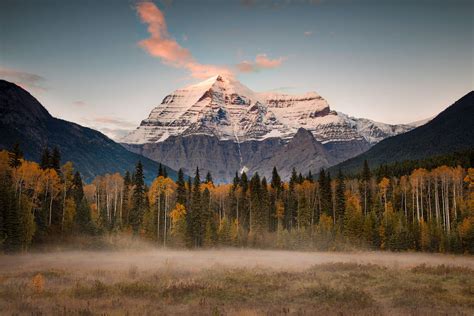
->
[[31, 273, 45, 294]]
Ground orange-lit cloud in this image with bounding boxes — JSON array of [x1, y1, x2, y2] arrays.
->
[[0, 67, 46, 92], [136, 2, 285, 79], [136, 1, 232, 79], [237, 54, 285, 73]]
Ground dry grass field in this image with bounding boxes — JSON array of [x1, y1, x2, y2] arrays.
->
[[0, 249, 473, 315]]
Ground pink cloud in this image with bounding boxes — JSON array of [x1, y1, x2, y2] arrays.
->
[[0, 67, 46, 92], [237, 54, 285, 73], [136, 1, 231, 79], [136, 2, 285, 79]]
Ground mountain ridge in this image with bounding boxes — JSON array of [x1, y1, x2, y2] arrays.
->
[[122, 75, 418, 146], [0, 79, 177, 182], [329, 91, 474, 175]]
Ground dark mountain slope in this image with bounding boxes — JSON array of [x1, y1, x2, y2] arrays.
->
[[330, 91, 474, 174], [0, 80, 177, 182]]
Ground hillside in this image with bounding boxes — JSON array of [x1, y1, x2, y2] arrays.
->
[[330, 91, 474, 174], [0, 80, 177, 182]]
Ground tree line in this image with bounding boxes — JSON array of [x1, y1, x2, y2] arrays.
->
[[0, 144, 473, 253]]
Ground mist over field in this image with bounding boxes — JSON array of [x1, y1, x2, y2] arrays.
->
[[1, 249, 473, 274], [1, 247, 473, 315], [1, 0, 473, 314]]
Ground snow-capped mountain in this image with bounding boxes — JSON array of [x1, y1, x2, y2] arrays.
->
[[122, 75, 416, 146], [121, 75, 421, 182]]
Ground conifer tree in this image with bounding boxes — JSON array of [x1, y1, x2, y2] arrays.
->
[[190, 167, 203, 247], [157, 163, 164, 177], [298, 173, 304, 184], [306, 170, 314, 182], [360, 160, 372, 215], [205, 171, 213, 185], [40, 147, 50, 170], [50, 147, 61, 173], [319, 168, 332, 217], [176, 169, 186, 205], [287, 172, 298, 230], [232, 172, 240, 190], [1, 165, 21, 251], [122, 171, 132, 226], [72, 172, 92, 233], [271, 167, 282, 196], [239, 172, 250, 230], [130, 161, 146, 235], [335, 169, 346, 223], [8, 143, 23, 168], [249, 173, 267, 241]]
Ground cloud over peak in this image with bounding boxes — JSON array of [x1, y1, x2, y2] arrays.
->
[[0, 67, 47, 92], [237, 54, 285, 73], [136, 1, 232, 79], [136, 1, 285, 79]]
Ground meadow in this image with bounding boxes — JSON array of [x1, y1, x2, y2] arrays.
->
[[0, 248, 473, 315]]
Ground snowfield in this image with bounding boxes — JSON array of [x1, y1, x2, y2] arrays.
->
[[121, 75, 419, 145]]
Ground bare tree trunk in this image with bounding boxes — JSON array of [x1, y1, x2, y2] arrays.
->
[[49, 194, 53, 226]]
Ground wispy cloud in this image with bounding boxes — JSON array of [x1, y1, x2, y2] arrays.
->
[[89, 116, 137, 128], [0, 67, 47, 92], [136, 1, 232, 79], [241, 0, 323, 9], [304, 31, 313, 36], [97, 127, 133, 141], [72, 100, 86, 107], [81, 116, 137, 141], [136, 1, 285, 79], [237, 54, 285, 73]]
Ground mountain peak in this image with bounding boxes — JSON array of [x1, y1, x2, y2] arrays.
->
[[122, 76, 415, 146]]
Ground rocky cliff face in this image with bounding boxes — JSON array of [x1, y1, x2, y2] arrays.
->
[[121, 75, 419, 182], [123, 128, 337, 183]]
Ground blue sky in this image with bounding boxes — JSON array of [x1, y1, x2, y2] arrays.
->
[[0, 0, 472, 140]]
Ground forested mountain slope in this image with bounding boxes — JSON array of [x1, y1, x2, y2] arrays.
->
[[0, 80, 177, 181], [331, 91, 474, 174]]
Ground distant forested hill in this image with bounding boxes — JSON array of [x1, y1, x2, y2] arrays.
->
[[0, 80, 177, 182], [330, 91, 474, 175]]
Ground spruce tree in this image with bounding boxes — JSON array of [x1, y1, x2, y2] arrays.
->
[[249, 173, 262, 236], [186, 176, 192, 211], [360, 160, 372, 215], [50, 147, 61, 172], [319, 168, 333, 218], [260, 177, 270, 233], [72, 172, 92, 233], [271, 167, 282, 196], [190, 167, 203, 247], [122, 171, 131, 226], [205, 171, 213, 185], [298, 173, 304, 184], [8, 143, 23, 168], [0, 165, 21, 252], [176, 169, 186, 205], [40, 147, 50, 170], [157, 163, 164, 177], [306, 170, 314, 182], [130, 161, 146, 235], [239, 172, 249, 230], [290, 168, 298, 185], [232, 172, 240, 190], [335, 169, 346, 224]]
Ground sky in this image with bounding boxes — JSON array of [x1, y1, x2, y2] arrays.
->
[[0, 0, 473, 140]]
